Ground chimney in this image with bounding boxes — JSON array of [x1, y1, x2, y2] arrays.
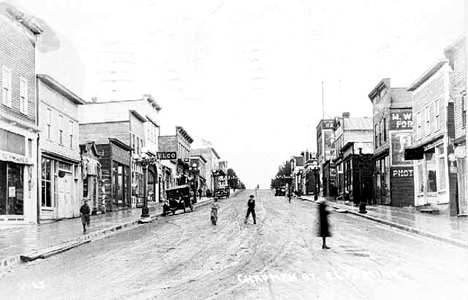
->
[[342, 112, 350, 118]]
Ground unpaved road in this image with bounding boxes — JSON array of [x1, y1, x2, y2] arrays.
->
[[1, 189, 467, 300]]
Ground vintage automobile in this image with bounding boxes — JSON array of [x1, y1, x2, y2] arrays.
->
[[163, 185, 194, 215], [275, 186, 286, 196], [214, 185, 230, 199]]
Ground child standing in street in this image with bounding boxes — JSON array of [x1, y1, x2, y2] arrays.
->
[[244, 195, 256, 224], [80, 200, 91, 233], [210, 198, 220, 225]]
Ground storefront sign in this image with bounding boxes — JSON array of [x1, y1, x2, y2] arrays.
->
[[157, 152, 177, 160], [391, 167, 414, 178], [9, 187, 15, 197], [0, 150, 32, 165], [390, 111, 413, 130]]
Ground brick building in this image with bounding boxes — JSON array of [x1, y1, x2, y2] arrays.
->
[[331, 113, 373, 201], [190, 147, 221, 194], [405, 59, 457, 215], [316, 119, 337, 196], [159, 126, 194, 188], [368, 79, 414, 206], [0, 8, 42, 224], [79, 96, 160, 205], [444, 38, 467, 216], [290, 156, 304, 195], [37, 75, 85, 220], [190, 154, 207, 197]]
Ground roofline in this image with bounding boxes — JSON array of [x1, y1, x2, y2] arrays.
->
[[407, 59, 448, 92], [37, 74, 85, 105], [108, 138, 133, 151], [1, 3, 43, 34], [84, 98, 145, 104], [175, 126, 194, 144], [146, 115, 160, 127], [129, 110, 146, 123], [368, 78, 390, 101], [144, 94, 162, 111]]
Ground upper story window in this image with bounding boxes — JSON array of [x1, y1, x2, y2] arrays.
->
[[417, 111, 422, 140], [69, 121, 74, 148], [462, 93, 466, 128], [19, 77, 28, 115], [383, 117, 386, 143], [379, 120, 382, 146], [47, 108, 52, 139], [374, 124, 378, 148], [2, 66, 12, 107], [434, 100, 440, 131], [425, 105, 430, 136], [59, 115, 64, 145]]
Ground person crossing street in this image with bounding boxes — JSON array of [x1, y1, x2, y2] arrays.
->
[[244, 195, 256, 224]]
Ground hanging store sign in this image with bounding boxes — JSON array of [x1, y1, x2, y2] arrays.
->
[[0, 150, 33, 165], [157, 152, 177, 160]]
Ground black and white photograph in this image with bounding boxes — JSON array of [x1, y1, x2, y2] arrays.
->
[[0, 0, 467, 299]]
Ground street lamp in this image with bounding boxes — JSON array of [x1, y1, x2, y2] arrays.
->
[[133, 147, 158, 223], [189, 163, 199, 203], [311, 160, 319, 200], [356, 142, 367, 214]]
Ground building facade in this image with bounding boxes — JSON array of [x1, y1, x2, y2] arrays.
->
[[0, 10, 42, 224], [80, 142, 103, 214], [79, 96, 161, 205], [189, 147, 221, 194], [405, 60, 457, 215], [37, 75, 85, 220], [190, 154, 207, 196], [159, 126, 194, 188], [331, 113, 373, 200], [444, 38, 468, 216], [369, 79, 414, 206], [316, 119, 337, 196]]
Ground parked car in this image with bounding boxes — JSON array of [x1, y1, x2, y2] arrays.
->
[[163, 185, 194, 215], [275, 186, 286, 196]]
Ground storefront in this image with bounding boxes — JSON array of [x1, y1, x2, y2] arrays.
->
[[40, 154, 81, 220], [373, 151, 391, 205], [0, 128, 37, 224], [80, 142, 103, 214]]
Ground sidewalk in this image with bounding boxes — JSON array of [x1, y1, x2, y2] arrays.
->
[[299, 195, 468, 249], [0, 196, 216, 270]]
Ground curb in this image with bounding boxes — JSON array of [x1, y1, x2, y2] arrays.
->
[[298, 197, 468, 250], [0, 198, 219, 272]]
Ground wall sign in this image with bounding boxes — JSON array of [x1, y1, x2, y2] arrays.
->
[[391, 167, 414, 178], [0, 150, 33, 165], [390, 111, 413, 130]]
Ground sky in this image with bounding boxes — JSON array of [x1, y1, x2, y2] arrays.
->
[[8, 0, 466, 188]]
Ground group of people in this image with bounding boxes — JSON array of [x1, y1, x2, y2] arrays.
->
[[80, 192, 331, 250]]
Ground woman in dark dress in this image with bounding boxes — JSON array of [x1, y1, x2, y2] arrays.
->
[[317, 199, 331, 249]]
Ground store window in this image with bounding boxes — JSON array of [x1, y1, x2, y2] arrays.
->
[[426, 152, 437, 193], [0, 161, 24, 215], [19, 76, 28, 115], [437, 145, 446, 191], [41, 158, 52, 207], [417, 162, 424, 194]]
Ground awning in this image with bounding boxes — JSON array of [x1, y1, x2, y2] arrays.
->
[[404, 147, 424, 160]]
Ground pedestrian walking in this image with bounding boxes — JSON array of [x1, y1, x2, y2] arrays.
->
[[288, 188, 292, 203], [244, 195, 256, 224], [80, 200, 91, 233], [210, 198, 219, 225], [206, 189, 212, 198], [198, 188, 203, 199], [317, 199, 331, 249]]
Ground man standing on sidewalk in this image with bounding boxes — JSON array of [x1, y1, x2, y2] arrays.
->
[[244, 195, 256, 224], [80, 200, 91, 233]]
